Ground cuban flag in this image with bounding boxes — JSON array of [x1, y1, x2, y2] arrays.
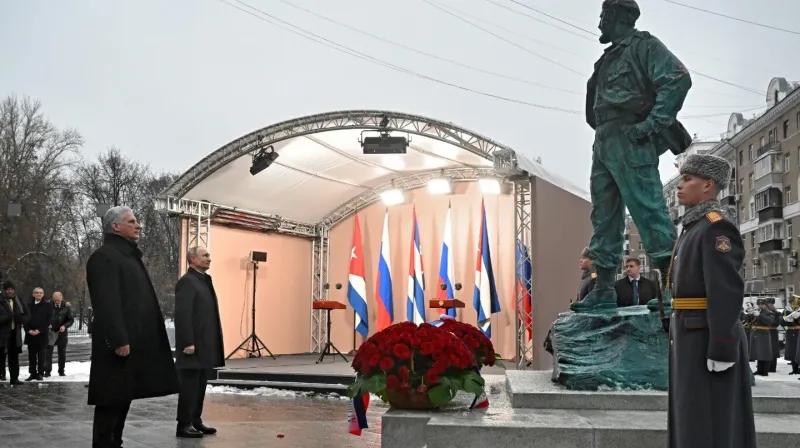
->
[[436, 202, 456, 317], [375, 209, 394, 331], [347, 393, 370, 436], [473, 199, 501, 338], [347, 215, 369, 337], [517, 240, 533, 341], [407, 206, 426, 324]]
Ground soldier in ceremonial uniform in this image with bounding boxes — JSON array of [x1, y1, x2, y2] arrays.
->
[[764, 298, 781, 372], [667, 154, 755, 448], [746, 298, 775, 376], [782, 295, 800, 374]]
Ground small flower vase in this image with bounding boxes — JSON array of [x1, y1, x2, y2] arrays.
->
[[385, 388, 438, 410]]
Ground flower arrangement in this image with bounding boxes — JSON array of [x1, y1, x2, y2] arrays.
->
[[437, 319, 503, 369], [346, 322, 486, 408]]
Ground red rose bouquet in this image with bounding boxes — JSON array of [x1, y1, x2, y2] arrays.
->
[[437, 319, 503, 368], [346, 322, 485, 408]]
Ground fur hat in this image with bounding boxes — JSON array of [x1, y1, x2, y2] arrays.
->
[[602, 0, 641, 20], [1, 280, 14, 291], [581, 247, 595, 260], [679, 154, 732, 190], [765, 297, 776, 305]]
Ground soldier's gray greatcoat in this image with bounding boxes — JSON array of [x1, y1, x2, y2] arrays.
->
[[668, 204, 756, 448], [577, 269, 597, 302], [747, 309, 774, 362], [784, 311, 800, 362]]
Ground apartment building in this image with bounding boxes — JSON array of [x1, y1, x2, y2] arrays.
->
[[656, 77, 800, 300]]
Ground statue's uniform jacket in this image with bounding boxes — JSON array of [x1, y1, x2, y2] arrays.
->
[[667, 211, 756, 448], [586, 30, 692, 271], [746, 309, 774, 362]]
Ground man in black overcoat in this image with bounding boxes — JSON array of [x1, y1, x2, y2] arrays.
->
[[0, 280, 29, 385], [746, 298, 775, 376], [667, 154, 756, 448], [23, 287, 54, 381], [765, 297, 781, 372], [86, 206, 179, 448], [46, 291, 74, 377], [174, 246, 225, 438], [614, 258, 659, 307]]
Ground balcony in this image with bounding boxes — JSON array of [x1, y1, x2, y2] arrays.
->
[[756, 140, 782, 158], [759, 239, 784, 254], [755, 187, 782, 212]]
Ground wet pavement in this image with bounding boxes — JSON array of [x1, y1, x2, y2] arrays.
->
[[0, 382, 384, 447]]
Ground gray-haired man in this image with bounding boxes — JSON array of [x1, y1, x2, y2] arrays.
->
[[86, 206, 179, 447]]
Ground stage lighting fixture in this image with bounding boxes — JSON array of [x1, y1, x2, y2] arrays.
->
[[380, 188, 404, 206], [427, 177, 451, 195], [250, 145, 279, 176], [479, 178, 502, 195], [360, 132, 408, 154]]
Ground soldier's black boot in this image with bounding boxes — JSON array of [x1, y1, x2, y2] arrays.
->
[[769, 359, 777, 373], [570, 268, 617, 312], [790, 362, 799, 374]]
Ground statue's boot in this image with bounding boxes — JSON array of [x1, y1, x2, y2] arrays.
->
[[570, 268, 617, 312], [647, 258, 673, 318]]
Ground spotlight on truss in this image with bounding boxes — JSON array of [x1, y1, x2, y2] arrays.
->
[[380, 188, 404, 206], [478, 178, 501, 195], [427, 177, 451, 195], [250, 145, 279, 176]]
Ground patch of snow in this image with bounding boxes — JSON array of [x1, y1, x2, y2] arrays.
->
[[205, 385, 357, 401], [751, 359, 798, 382]]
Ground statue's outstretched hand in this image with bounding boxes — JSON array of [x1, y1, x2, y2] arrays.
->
[[707, 359, 735, 372]]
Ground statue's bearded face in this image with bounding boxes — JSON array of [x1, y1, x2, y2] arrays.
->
[[598, 8, 616, 44]]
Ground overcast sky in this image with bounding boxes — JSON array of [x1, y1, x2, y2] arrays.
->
[[2, 0, 798, 191]]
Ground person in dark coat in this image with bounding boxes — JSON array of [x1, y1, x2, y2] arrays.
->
[[667, 154, 756, 448], [86, 205, 179, 448], [746, 299, 775, 376], [174, 246, 225, 438], [23, 287, 54, 381], [0, 280, 29, 385], [614, 258, 659, 307], [575, 247, 597, 302], [46, 291, 74, 377], [764, 298, 782, 372]]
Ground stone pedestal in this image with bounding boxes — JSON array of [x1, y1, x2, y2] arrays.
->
[[550, 306, 669, 391]]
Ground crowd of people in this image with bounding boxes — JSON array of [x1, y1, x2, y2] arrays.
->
[[1, 282, 75, 384]]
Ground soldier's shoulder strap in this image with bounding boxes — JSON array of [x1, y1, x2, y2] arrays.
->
[[705, 211, 723, 223], [591, 272, 597, 279]]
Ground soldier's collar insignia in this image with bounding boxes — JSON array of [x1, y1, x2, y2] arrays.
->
[[706, 211, 723, 223], [715, 235, 731, 253], [591, 273, 597, 279]]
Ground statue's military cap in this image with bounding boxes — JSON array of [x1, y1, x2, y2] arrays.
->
[[679, 154, 732, 190], [602, 0, 641, 20]]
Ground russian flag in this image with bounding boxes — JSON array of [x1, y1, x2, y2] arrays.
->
[[407, 206, 426, 324], [473, 199, 501, 338], [347, 215, 369, 337], [375, 209, 394, 331], [516, 240, 533, 341], [436, 202, 456, 317], [347, 393, 370, 436]]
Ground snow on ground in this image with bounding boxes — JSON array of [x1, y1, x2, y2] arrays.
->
[[205, 385, 351, 401], [750, 359, 799, 382]]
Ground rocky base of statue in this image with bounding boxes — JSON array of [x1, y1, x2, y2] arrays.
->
[[551, 305, 669, 391]]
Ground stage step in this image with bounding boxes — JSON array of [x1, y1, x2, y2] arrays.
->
[[507, 370, 800, 414], [216, 369, 354, 386], [208, 379, 348, 395], [424, 409, 800, 448]]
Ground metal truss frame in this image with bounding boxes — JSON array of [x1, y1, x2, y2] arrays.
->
[[159, 110, 511, 202], [493, 148, 535, 370], [310, 225, 331, 353]]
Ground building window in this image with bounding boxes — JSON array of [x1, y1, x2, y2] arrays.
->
[[789, 257, 795, 273], [763, 262, 768, 277], [785, 120, 790, 139], [739, 178, 744, 195], [638, 241, 643, 250], [749, 199, 755, 219], [789, 219, 794, 238], [739, 150, 743, 166], [749, 144, 754, 160], [758, 222, 783, 243], [786, 152, 791, 172], [752, 232, 757, 249], [749, 173, 754, 190], [740, 206, 746, 223], [774, 258, 782, 275], [786, 185, 792, 204], [760, 136, 766, 149], [752, 263, 757, 278]]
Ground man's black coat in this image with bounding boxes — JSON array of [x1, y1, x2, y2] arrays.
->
[[174, 268, 225, 370], [50, 301, 75, 344], [614, 276, 660, 307], [86, 234, 179, 406], [24, 299, 53, 346], [0, 295, 28, 350]]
